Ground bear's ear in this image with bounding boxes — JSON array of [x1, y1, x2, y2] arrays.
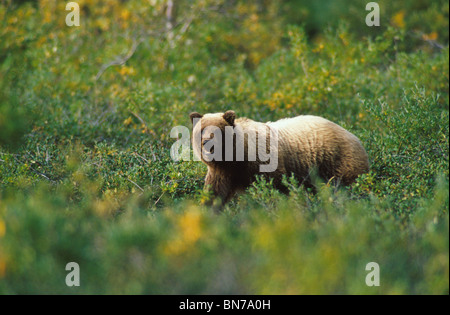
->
[[190, 112, 203, 124], [223, 110, 236, 126]]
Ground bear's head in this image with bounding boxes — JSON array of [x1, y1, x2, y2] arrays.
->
[[189, 110, 236, 165]]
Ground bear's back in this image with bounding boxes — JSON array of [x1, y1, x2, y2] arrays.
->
[[266, 115, 369, 184], [268, 115, 337, 130], [267, 115, 351, 146]]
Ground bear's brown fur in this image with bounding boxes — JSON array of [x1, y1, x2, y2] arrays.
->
[[190, 110, 369, 209]]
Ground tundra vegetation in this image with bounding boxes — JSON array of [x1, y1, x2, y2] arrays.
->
[[0, 0, 448, 294]]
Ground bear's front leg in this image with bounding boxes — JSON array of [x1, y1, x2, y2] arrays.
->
[[203, 167, 235, 212]]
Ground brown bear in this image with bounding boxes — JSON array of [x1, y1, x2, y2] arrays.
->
[[190, 110, 369, 209]]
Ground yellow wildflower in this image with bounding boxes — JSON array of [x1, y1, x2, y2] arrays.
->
[[120, 9, 131, 21], [119, 66, 136, 76], [123, 117, 133, 126], [391, 11, 406, 28], [0, 219, 5, 237], [422, 32, 438, 41], [164, 207, 203, 256]]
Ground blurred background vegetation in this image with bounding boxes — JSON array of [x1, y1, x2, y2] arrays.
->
[[0, 0, 448, 294]]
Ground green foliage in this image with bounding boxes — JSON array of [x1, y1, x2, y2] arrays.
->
[[0, 0, 448, 294]]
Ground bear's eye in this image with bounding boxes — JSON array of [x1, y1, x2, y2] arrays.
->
[[202, 139, 215, 154]]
